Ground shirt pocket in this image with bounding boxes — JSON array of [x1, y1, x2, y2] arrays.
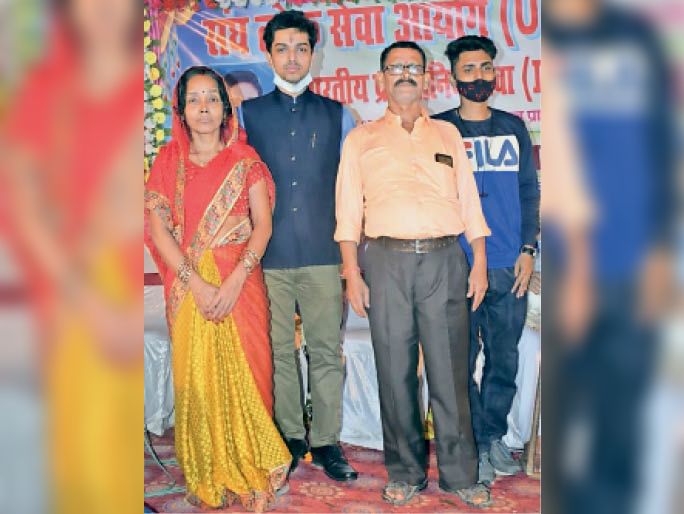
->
[[425, 158, 459, 200]]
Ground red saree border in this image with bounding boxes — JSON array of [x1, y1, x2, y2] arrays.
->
[[172, 157, 186, 243], [145, 190, 173, 231]]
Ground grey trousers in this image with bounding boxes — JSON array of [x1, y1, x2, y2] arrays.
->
[[264, 265, 344, 447], [365, 239, 477, 490]]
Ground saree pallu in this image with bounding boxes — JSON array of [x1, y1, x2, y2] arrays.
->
[[172, 240, 289, 511]]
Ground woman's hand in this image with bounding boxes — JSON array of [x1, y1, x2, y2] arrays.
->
[[209, 266, 248, 322], [189, 275, 220, 320]]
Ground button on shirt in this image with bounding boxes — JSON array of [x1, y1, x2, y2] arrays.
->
[[240, 88, 356, 268], [335, 109, 490, 243]]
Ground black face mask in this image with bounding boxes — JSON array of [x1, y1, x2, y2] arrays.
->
[[456, 79, 496, 102]]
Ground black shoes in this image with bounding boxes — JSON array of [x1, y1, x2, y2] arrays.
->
[[310, 444, 358, 482], [285, 438, 309, 472], [285, 439, 359, 482]]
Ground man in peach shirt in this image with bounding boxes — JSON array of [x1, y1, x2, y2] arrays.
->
[[335, 41, 492, 508]]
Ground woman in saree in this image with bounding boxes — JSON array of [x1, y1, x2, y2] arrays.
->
[[145, 65, 291, 511]]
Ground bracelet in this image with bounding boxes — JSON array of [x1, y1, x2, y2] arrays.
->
[[340, 266, 361, 279], [240, 248, 260, 274], [177, 258, 193, 284]]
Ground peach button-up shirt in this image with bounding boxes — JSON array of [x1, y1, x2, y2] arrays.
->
[[335, 109, 491, 244]]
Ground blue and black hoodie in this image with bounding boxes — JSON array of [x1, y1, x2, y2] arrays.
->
[[432, 108, 540, 269]]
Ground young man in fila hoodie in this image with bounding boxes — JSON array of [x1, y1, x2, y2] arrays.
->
[[433, 35, 540, 487]]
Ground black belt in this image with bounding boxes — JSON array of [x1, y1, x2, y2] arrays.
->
[[373, 236, 457, 254]]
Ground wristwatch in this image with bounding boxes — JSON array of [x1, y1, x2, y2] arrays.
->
[[520, 244, 538, 257]]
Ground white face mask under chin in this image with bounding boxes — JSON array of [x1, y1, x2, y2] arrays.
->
[[273, 72, 313, 96]]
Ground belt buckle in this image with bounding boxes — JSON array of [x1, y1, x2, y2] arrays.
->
[[415, 239, 428, 254]]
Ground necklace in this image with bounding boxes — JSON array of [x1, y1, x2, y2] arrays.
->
[[190, 140, 224, 167]]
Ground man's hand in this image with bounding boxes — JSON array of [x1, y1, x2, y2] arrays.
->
[[346, 270, 370, 318], [528, 271, 541, 295], [467, 262, 488, 311], [511, 253, 535, 298]]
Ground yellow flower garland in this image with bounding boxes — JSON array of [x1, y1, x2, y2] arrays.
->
[[144, 7, 168, 171]]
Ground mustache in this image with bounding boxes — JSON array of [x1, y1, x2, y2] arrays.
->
[[395, 78, 417, 87]]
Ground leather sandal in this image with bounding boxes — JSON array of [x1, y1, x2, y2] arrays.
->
[[442, 482, 492, 508], [382, 479, 428, 506]]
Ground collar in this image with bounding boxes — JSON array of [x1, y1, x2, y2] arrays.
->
[[382, 106, 431, 128]]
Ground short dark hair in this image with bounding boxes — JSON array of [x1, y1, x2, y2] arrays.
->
[[224, 70, 263, 96], [380, 41, 426, 70], [174, 66, 231, 137], [445, 36, 497, 71], [263, 10, 317, 53]]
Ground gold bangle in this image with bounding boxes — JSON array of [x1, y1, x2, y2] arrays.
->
[[240, 255, 256, 274], [242, 255, 257, 273], [177, 258, 193, 284], [243, 249, 259, 263], [239, 248, 260, 274]]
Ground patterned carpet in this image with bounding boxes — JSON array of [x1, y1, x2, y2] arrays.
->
[[145, 430, 540, 513]]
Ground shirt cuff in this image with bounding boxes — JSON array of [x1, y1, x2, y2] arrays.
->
[[464, 222, 491, 244], [334, 223, 361, 244]]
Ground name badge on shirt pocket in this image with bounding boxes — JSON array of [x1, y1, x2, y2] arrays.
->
[[435, 153, 453, 167]]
